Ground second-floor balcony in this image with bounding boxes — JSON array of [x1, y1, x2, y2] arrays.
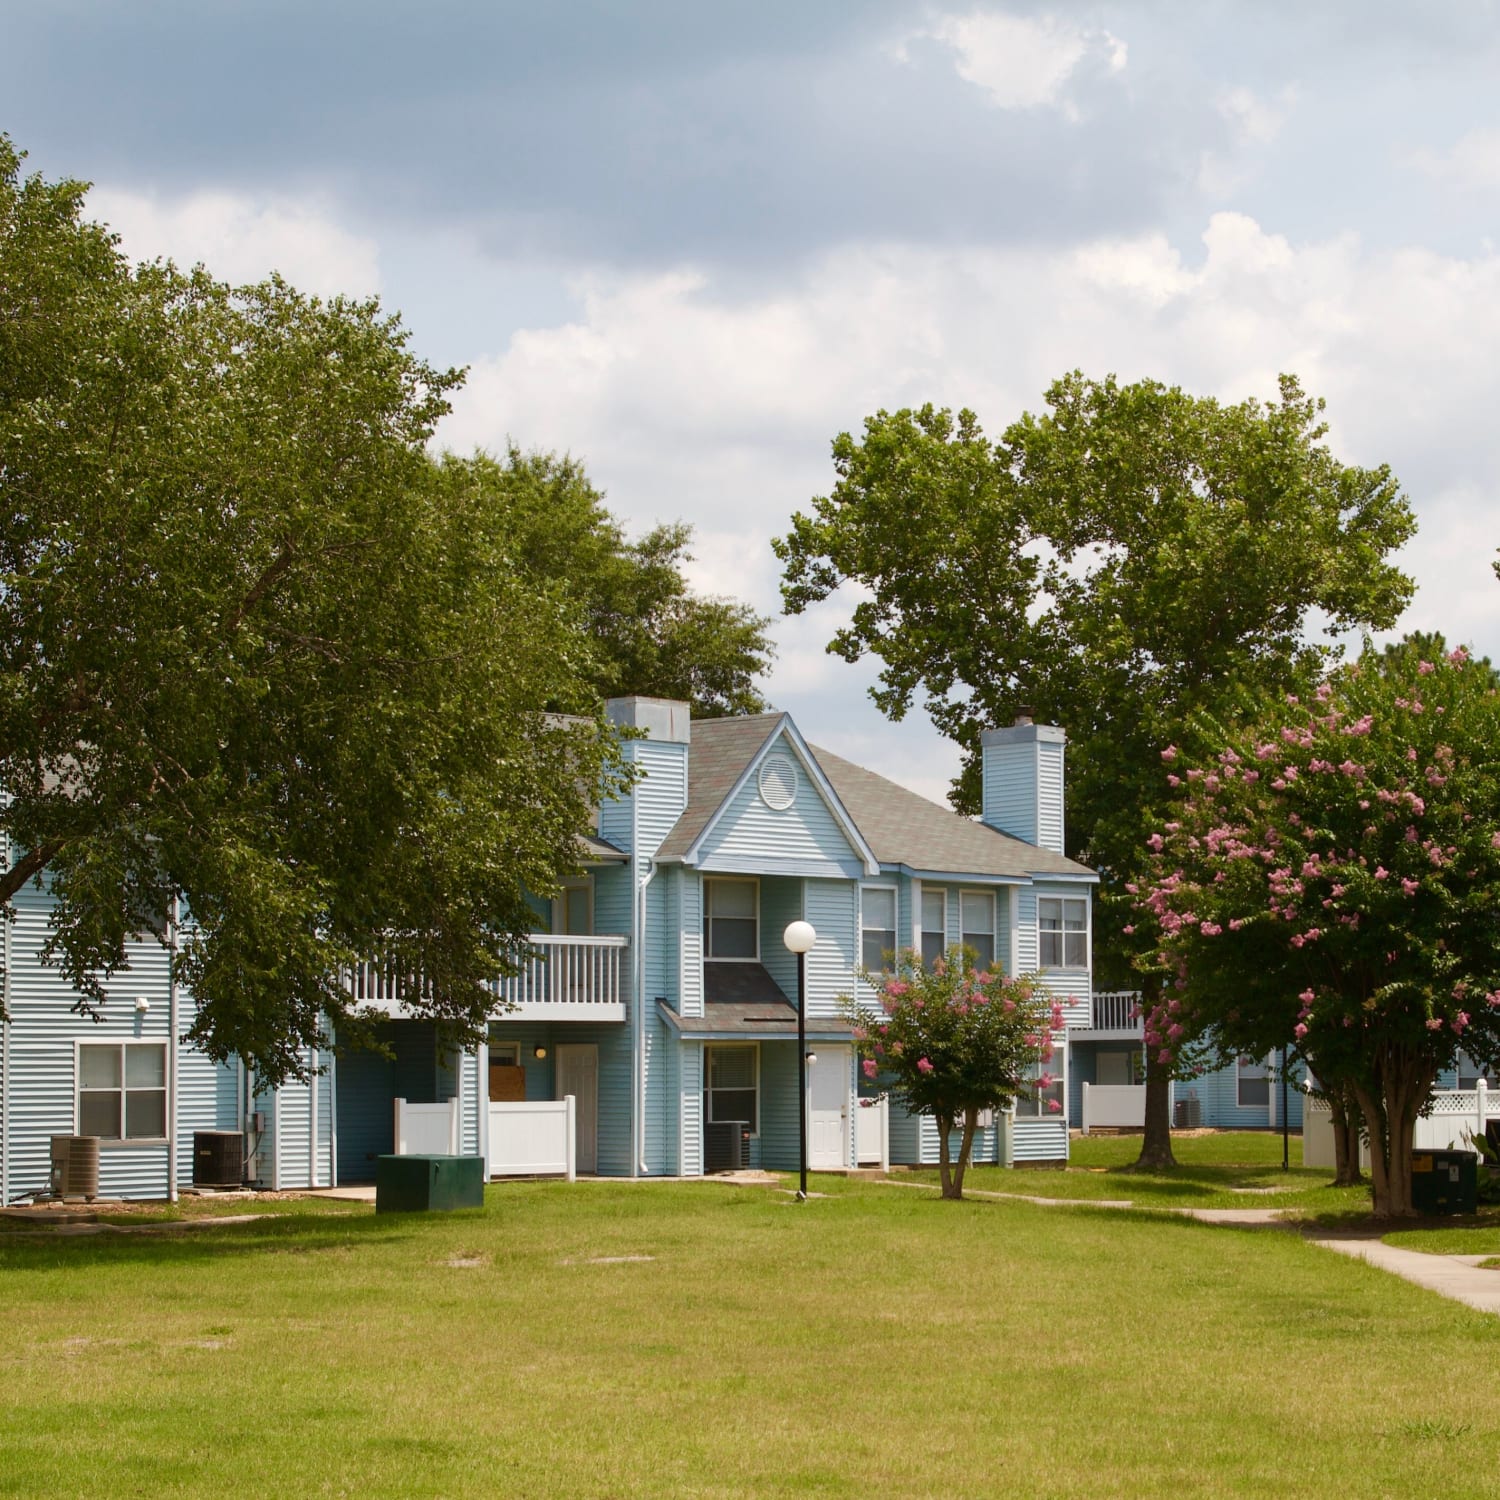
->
[[348, 933, 630, 1025], [1070, 989, 1143, 1038]]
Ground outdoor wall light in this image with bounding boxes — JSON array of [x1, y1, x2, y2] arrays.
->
[[134, 996, 151, 1013], [533, 1045, 548, 1061], [805, 1050, 818, 1065]]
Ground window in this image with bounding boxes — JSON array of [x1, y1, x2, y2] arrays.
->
[[1456, 1051, 1491, 1090], [703, 878, 758, 959], [1038, 897, 1087, 969], [705, 1045, 758, 1133], [1013, 1043, 1066, 1118], [960, 891, 995, 972], [861, 887, 897, 973], [920, 889, 946, 969], [1237, 1056, 1270, 1108], [78, 1042, 167, 1140], [554, 878, 593, 936]]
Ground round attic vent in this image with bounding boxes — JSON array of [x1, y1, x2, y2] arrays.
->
[[758, 752, 799, 811]]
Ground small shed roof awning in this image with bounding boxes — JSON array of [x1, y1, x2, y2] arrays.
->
[[577, 832, 628, 863]]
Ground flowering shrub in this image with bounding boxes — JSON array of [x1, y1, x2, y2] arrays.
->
[[843, 948, 1057, 1199], [1134, 639, 1500, 1217]]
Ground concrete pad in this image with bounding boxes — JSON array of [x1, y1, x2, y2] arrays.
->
[[1311, 1237, 1500, 1316], [297, 1185, 377, 1202]]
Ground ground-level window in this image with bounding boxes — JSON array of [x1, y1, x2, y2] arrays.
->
[[1237, 1055, 1270, 1108], [1038, 896, 1088, 969], [920, 889, 946, 969], [861, 886, 897, 973], [78, 1041, 167, 1140], [703, 878, 758, 959], [705, 1045, 758, 1134], [960, 891, 995, 971], [1012, 1040, 1066, 1117]]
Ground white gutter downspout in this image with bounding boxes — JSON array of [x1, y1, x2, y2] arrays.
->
[[167, 896, 180, 1203], [634, 858, 657, 1177]]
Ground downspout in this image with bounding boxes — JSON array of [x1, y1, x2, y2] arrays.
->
[[167, 896, 180, 1203], [634, 858, 657, 1177]]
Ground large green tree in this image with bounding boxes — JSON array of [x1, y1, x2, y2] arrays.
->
[[0, 140, 626, 1085], [776, 373, 1415, 1166], [432, 448, 773, 718]]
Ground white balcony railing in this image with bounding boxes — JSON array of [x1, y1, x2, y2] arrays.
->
[[1088, 991, 1142, 1032], [347, 934, 629, 1022], [491, 934, 628, 1019]]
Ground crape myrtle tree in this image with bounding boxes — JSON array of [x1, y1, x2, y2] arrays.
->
[[843, 949, 1057, 1199], [430, 449, 774, 718], [1134, 639, 1500, 1218], [0, 139, 631, 1085], [776, 373, 1415, 1168]]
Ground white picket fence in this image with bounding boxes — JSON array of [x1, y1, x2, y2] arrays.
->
[[487, 1098, 576, 1180]]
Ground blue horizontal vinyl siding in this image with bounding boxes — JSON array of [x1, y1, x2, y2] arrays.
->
[[696, 733, 863, 876], [803, 880, 858, 1020], [1012, 1119, 1069, 1162]]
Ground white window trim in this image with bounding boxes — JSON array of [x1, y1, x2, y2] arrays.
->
[[74, 1038, 169, 1147], [959, 888, 998, 969], [859, 882, 900, 975], [1012, 1032, 1067, 1119], [1037, 894, 1090, 973], [702, 876, 761, 962], [704, 1042, 761, 1138], [919, 885, 947, 966], [489, 1041, 521, 1067]]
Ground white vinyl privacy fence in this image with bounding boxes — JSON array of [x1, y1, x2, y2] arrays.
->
[[1303, 1081, 1497, 1168], [487, 1098, 577, 1180]]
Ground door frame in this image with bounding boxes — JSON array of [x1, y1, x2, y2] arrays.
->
[[554, 1042, 599, 1175]]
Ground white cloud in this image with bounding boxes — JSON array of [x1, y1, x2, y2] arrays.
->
[[892, 9, 1126, 113], [86, 186, 382, 300], [1217, 84, 1296, 146], [1404, 126, 1500, 188], [437, 211, 1500, 797]]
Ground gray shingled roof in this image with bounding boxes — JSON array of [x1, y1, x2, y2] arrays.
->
[[808, 743, 1093, 880], [652, 714, 1092, 881], [655, 714, 785, 861], [657, 998, 857, 1040]]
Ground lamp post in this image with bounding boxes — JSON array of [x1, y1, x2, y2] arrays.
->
[[784, 920, 817, 1201]]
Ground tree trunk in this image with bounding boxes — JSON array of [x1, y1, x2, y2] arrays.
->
[[936, 1112, 957, 1199], [1329, 1089, 1365, 1187], [1354, 1052, 1434, 1218], [950, 1108, 978, 1199], [1134, 1054, 1177, 1170]]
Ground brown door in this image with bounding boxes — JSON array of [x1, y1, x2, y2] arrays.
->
[[489, 1061, 527, 1102]]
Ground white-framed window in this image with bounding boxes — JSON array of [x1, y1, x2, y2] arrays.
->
[[1038, 896, 1088, 969], [77, 1041, 167, 1141], [920, 888, 946, 969], [861, 885, 897, 974], [1237, 1055, 1270, 1108], [553, 877, 593, 936], [1013, 1040, 1066, 1118], [960, 891, 996, 971], [490, 1041, 521, 1067], [704, 1044, 758, 1134], [703, 878, 759, 960]]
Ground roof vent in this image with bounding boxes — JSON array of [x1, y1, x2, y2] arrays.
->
[[1013, 708, 1035, 726], [758, 752, 799, 811]]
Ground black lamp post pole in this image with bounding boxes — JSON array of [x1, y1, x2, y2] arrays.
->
[[1281, 1046, 1290, 1172], [797, 948, 808, 1201]]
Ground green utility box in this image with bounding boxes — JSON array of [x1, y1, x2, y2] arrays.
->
[[375, 1154, 485, 1213], [1410, 1149, 1477, 1216]]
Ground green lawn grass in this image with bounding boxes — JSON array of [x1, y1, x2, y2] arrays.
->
[[3, 1172, 1500, 1498], [899, 1129, 1372, 1215]]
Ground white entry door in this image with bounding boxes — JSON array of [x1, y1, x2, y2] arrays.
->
[[808, 1045, 850, 1169], [555, 1044, 598, 1174]]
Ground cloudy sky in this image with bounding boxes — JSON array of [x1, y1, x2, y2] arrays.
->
[[6, 2, 1500, 801]]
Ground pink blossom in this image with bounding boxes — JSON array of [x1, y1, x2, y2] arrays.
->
[[1453, 1012, 1470, 1033], [1046, 1099, 1062, 1114], [1157, 1049, 1173, 1065], [1401, 878, 1419, 896], [1426, 1018, 1444, 1031], [1294, 1023, 1308, 1039], [916, 1056, 934, 1074], [1418, 660, 1435, 675], [884, 979, 909, 998], [862, 1058, 878, 1079], [1161, 744, 1178, 762], [1450, 646, 1469, 664], [1374, 866, 1388, 880]]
